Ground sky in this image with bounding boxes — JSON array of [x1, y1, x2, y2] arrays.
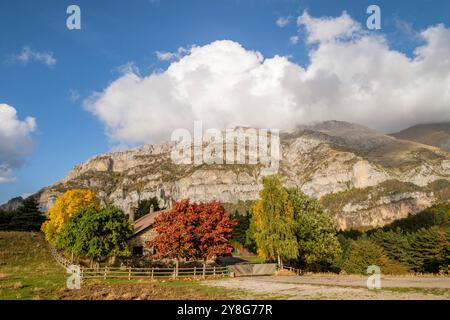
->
[[1, 0, 450, 203]]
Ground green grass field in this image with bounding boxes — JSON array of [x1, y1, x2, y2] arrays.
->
[[0, 231, 260, 300], [0, 231, 66, 300]]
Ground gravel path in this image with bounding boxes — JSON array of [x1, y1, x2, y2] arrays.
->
[[205, 275, 450, 300]]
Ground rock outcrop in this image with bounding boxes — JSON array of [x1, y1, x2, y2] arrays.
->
[[29, 121, 450, 230]]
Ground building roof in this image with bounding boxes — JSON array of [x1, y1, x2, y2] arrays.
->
[[132, 209, 167, 236]]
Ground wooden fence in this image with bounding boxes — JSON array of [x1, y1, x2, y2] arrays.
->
[[50, 245, 228, 280], [50, 246, 308, 280], [49, 245, 72, 269], [81, 266, 228, 280], [281, 265, 303, 276]]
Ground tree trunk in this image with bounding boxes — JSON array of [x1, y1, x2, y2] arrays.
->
[[277, 254, 283, 269]]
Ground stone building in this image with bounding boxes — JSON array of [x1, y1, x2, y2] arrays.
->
[[128, 209, 166, 256]]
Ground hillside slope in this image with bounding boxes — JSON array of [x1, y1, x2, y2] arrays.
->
[[391, 123, 450, 151], [0, 232, 66, 299]]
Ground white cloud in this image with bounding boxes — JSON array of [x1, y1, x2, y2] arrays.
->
[[10, 46, 56, 66], [289, 36, 299, 44], [0, 104, 36, 183], [156, 47, 189, 61], [86, 12, 450, 145], [156, 51, 177, 61], [297, 11, 362, 43], [276, 16, 291, 28]]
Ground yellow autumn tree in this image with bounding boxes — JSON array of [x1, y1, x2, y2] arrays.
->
[[250, 175, 298, 266], [41, 189, 99, 244]]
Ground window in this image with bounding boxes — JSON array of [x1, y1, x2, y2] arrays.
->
[[132, 246, 143, 255]]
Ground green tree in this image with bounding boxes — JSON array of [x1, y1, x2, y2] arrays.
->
[[443, 227, 450, 272], [288, 188, 342, 271], [251, 175, 298, 266], [57, 205, 133, 264], [244, 219, 257, 253], [0, 210, 14, 231], [9, 197, 45, 231], [343, 238, 408, 275], [409, 226, 447, 273], [134, 197, 161, 220], [370, 229, 412, 269], [230, 210, 251, 246]]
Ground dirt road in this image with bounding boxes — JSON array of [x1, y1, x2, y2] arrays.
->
[[205, 275, 450, 300]]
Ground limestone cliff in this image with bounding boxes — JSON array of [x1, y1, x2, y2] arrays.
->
[[33, 121, 450, 230]]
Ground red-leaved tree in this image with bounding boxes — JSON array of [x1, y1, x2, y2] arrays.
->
[[147, 200, 198, 263], [147, 200, 236, 267], [195, 201, 237, 264]]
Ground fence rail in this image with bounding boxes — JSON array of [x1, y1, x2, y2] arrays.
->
[[281, 265, 303, 276], [49, 246, 72, 269], [49, 246, 228, 280], [50, 246, 304, 280], [81, 266, 228, 280]]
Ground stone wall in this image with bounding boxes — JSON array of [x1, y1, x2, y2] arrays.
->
[[128, 228, 156, 256]]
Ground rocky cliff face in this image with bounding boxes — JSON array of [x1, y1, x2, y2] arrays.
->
[[0, 196, 25, 211], [34, 121, 450, 230]]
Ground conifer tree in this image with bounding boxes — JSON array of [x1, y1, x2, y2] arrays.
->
[[9, 197, 45, 231]]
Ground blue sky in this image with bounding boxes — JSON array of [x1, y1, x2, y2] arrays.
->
[[1, 0, 450, 203]]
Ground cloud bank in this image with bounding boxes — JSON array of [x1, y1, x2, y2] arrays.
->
[[0, 104, 36, 183], [86, 11, 450, 145]]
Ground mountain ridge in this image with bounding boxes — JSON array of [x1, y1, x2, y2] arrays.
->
[[3, 120, 450, 231], [390, 122, 450, 151]]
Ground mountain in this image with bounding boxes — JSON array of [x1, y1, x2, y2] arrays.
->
[[0, 196, 24, 211], [391, 122, 450, 151], [22, 121, 450, 231]]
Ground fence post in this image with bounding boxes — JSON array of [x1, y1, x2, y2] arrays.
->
[[151, 268, 154, 280], [213, 266, 216, 276], [128, 267, 131, 281], [194, 266, 196, 278], [104, 267, 107, 280]]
